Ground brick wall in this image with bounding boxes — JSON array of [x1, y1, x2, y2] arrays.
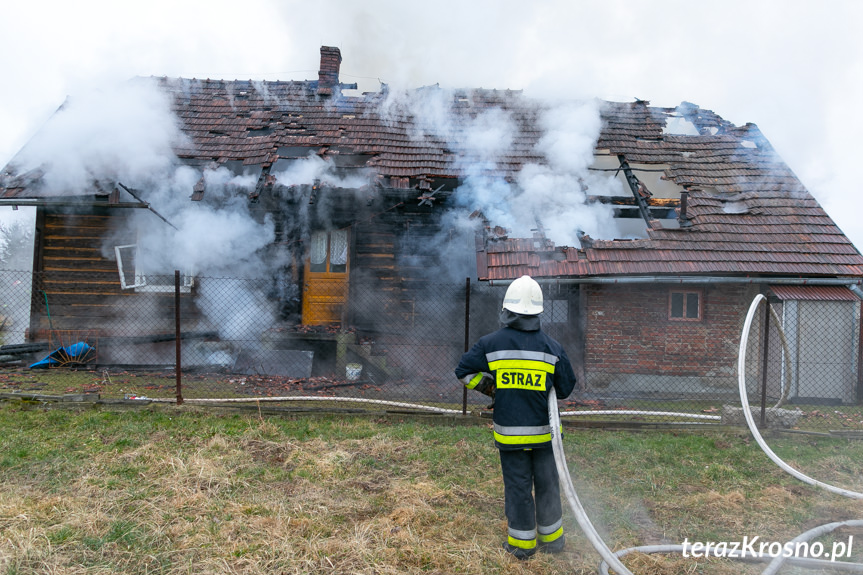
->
[[584, 283, 757, 380]]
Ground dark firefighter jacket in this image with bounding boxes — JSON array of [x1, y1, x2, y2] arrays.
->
[[455, 311, 577, 450]]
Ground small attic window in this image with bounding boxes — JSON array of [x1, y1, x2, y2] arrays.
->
[[663, 115, 700, 136]]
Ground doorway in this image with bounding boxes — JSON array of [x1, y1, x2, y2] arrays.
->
[[302, 228, 350, 325]]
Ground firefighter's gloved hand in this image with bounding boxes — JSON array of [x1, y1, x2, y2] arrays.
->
[[473, 373, 496, 399]]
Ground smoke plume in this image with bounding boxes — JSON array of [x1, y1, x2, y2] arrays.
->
[[15, 78, 186, 196]]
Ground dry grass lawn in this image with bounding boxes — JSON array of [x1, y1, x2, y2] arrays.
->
[[1, 401, 862, 574]]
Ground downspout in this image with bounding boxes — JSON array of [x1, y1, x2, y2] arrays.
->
[[849, 283, 863, 300]]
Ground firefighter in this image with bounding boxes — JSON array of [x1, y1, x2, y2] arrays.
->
[[455, 275, 577, 559]]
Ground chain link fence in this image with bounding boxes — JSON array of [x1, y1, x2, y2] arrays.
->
[[2, 269, 862, 432], [738, 294, 863, 434]]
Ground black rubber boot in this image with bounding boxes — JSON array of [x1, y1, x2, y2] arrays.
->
[[538, 534, 566, 554], [503, 542, 536, 560]]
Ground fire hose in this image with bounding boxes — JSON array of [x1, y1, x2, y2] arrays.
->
[[548, 292, 863, 573]]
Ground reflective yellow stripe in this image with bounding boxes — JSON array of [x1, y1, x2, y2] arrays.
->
[[507, 535, 537, 549], [538, 527, 564, 543], [494, 430, 552, 445], [464, 373, 484, 389], [488, 359, 555, 373]]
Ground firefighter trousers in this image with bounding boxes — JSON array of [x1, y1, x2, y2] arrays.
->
[[498, 446, 564, 550]]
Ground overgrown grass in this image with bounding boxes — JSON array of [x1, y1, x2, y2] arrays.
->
[[0, 401, 862, 574]]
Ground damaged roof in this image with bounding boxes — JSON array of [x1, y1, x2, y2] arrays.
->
[[3, 46, 861, 279], [481, 101, 863, 279], [159, 78, 543, 180]]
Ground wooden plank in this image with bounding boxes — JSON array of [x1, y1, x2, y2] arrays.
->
[[43, 264, 118, 273], [43, 247, 108, 258], [588, 195, 681, 207]]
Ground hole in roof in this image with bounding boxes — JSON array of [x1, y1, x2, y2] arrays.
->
[[663, 115, 700, 136], [741, 140, 758, 149], [723, 201, 749, 214]]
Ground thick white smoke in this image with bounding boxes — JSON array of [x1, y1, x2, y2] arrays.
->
[[273, 153, 372, 191], [15, 78, 186, 196], [516, 99, 620, 244], [384, 85, 621, 252], [11, 78, 283, 341], [128, 162, 279, 341]]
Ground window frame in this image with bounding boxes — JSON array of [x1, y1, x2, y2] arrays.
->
[[309, 229, 349, 275], [668, 289, 702, 321], [114, 243, 194, 293]]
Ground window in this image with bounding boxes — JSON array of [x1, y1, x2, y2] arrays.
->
[[115, 244, 194, 292], [309, 229, 348, 273], [669, 290, 701, 321]]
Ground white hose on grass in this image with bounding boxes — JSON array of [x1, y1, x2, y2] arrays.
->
[[560, 409, 720, 421], [738, 294, 863, 500], [760, 519, 863, 575], [549, 391, 635, 575], [150, 395, 462, 414], [600, 534, 863, 575], [553, 295, 863, 574], [151, 397, 721, 421]]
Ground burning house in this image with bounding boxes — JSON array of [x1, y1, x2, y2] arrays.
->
[[2, 46, 863, 404]]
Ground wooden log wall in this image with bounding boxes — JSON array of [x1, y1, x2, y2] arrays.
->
[[348, 191, 460, 338], [31, 208, 197, 338]]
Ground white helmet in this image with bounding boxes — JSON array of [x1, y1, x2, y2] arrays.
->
[[502, 275, 543, 315]]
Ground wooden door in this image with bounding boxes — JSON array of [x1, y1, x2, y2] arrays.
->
[[302, 228, 350, 325]]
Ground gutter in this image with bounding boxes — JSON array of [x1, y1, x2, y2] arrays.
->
[[488, 275, 863, 288], [0, 198, 149, 209], [0, 191, 178, 230]]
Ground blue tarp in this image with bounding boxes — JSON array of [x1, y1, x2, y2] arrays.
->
[[29, 342, 94, 369]]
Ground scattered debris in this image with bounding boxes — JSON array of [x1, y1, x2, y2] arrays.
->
[[721, 405, 803, 429]]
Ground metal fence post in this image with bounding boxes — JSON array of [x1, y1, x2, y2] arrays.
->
[[759, 299, 770, 427], [175, 270, 183, 405], [858, 300, 863, 405], [462, 277, 470, 415]]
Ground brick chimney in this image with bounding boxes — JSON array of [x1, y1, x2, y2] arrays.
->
[[317, 46, 342, 96]]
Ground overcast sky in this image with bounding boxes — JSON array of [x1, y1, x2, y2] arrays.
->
[[2, 0, 862, 247]]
